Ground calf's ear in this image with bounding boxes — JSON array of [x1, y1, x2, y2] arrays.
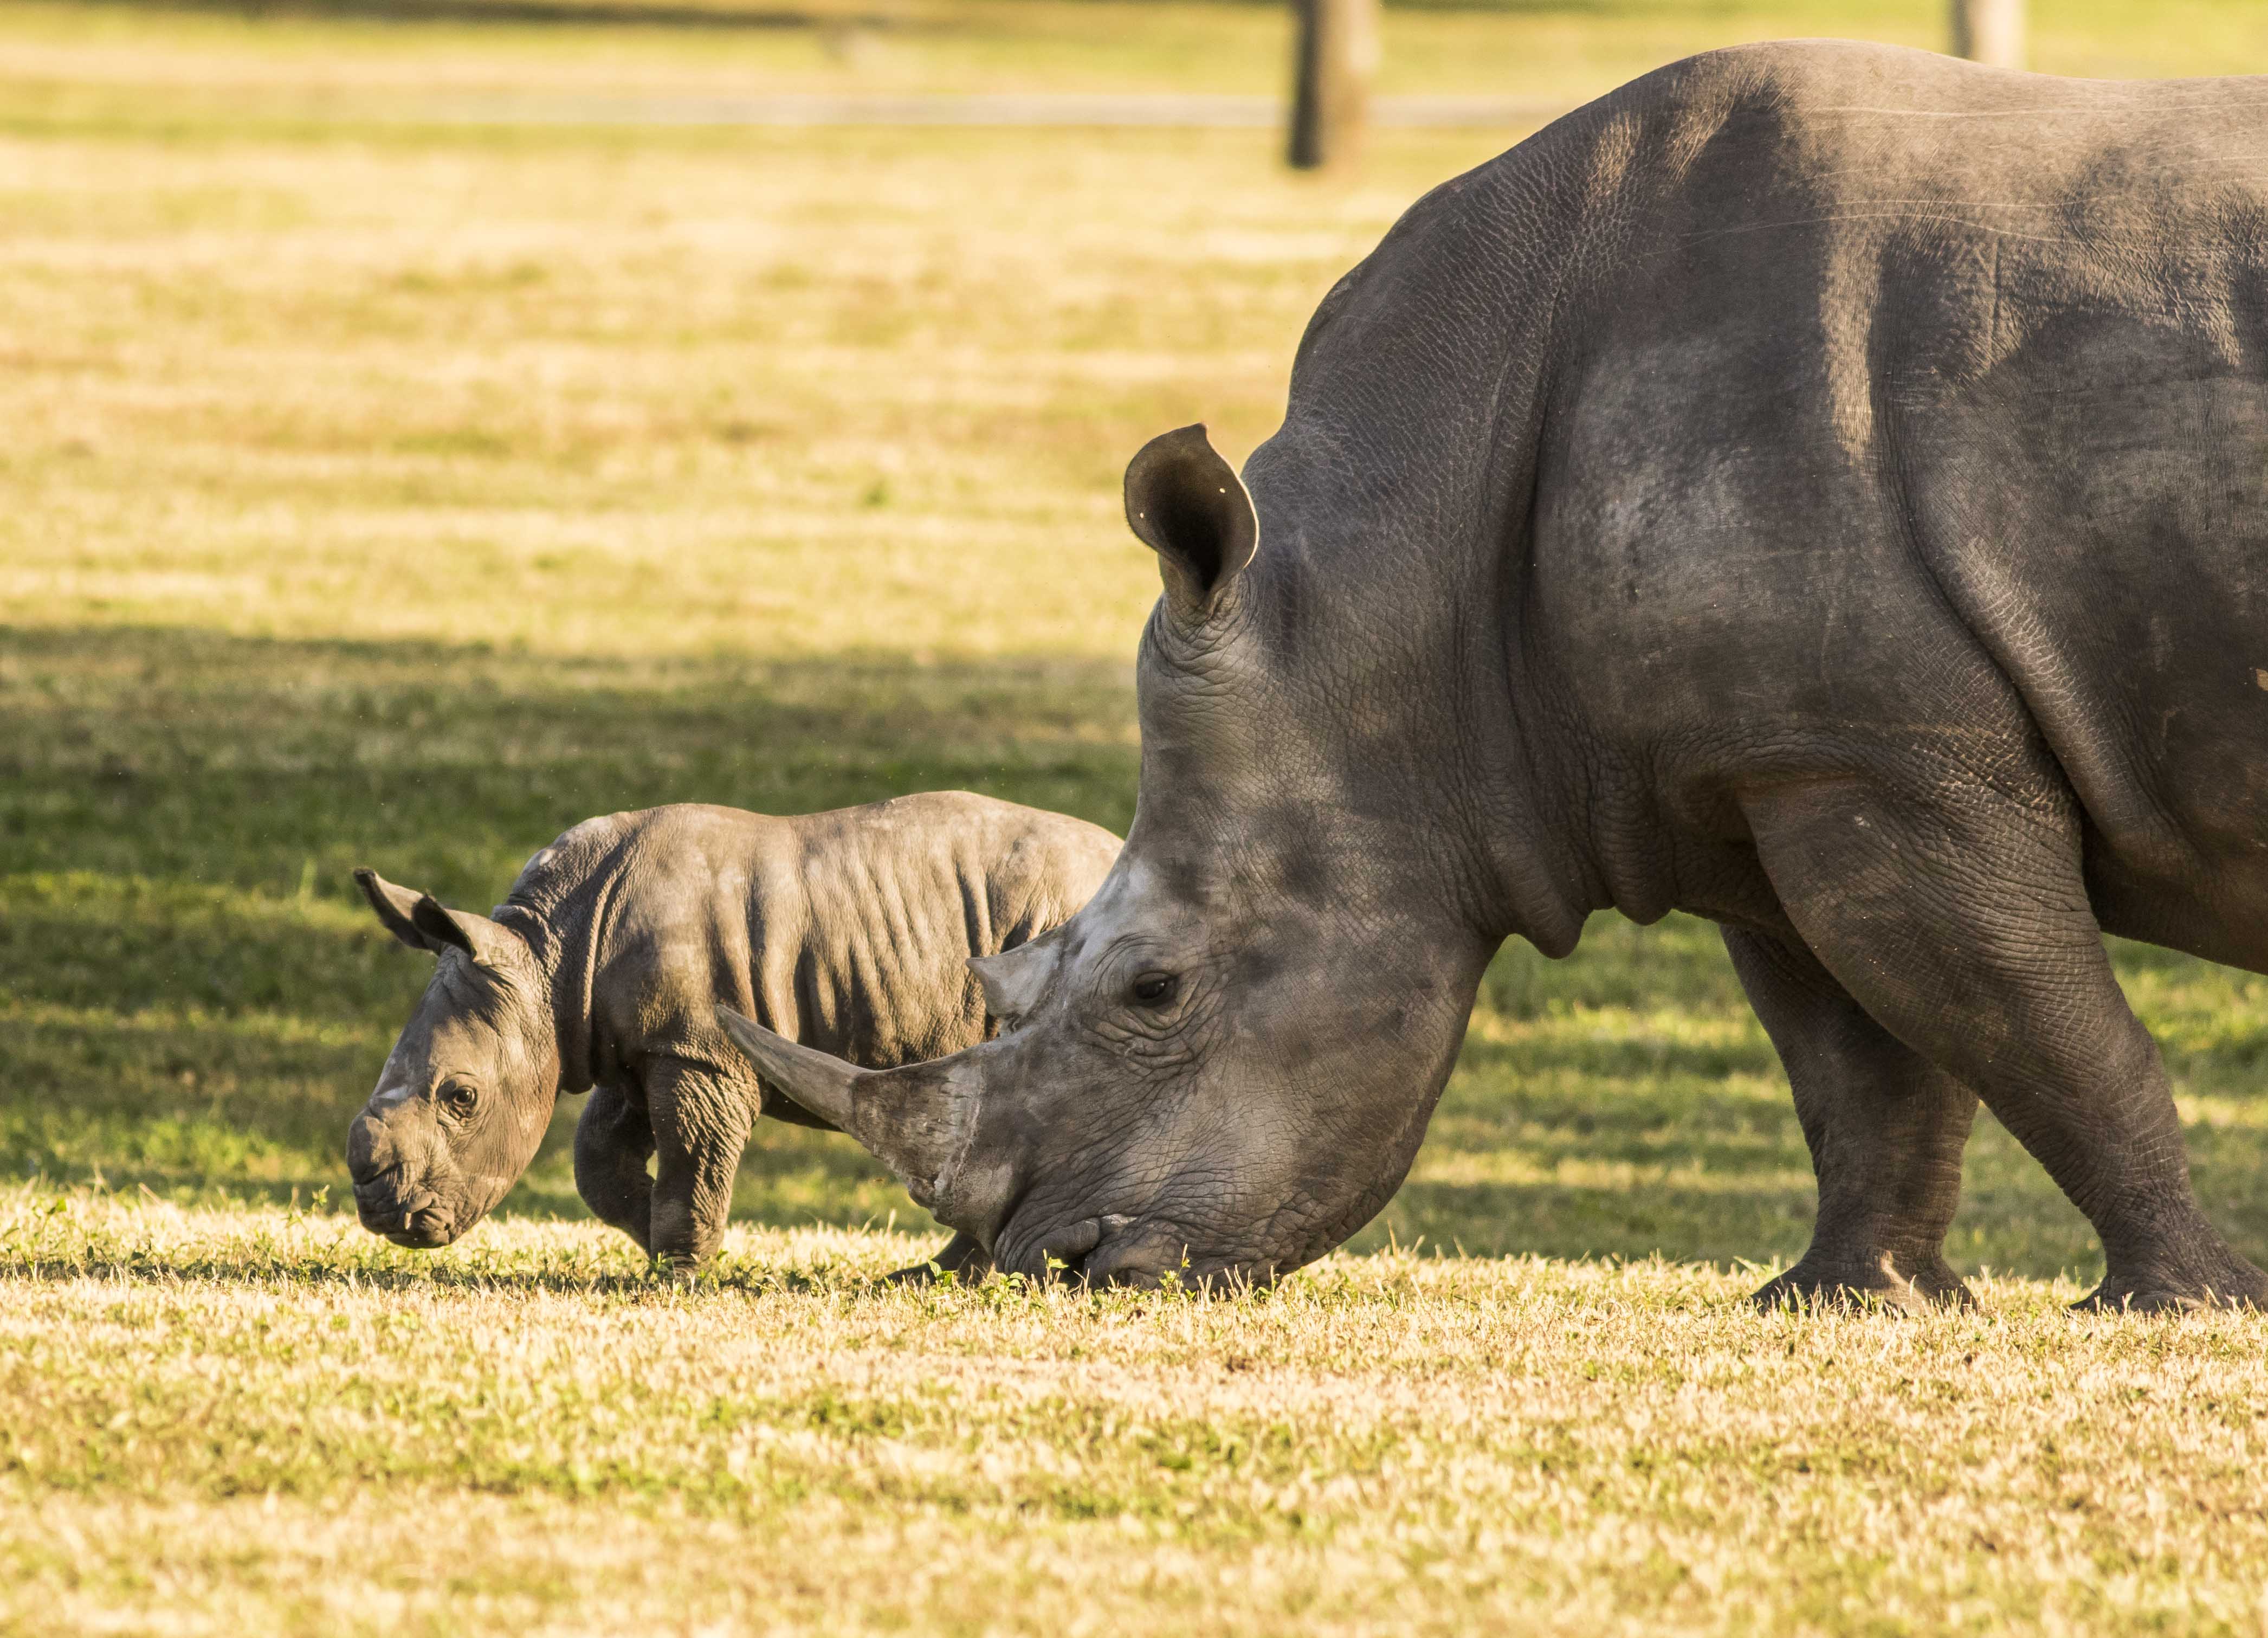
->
[[1124, 424, 1257, 623], [357, 868, 442, 952], [354, 868, 521, 968]]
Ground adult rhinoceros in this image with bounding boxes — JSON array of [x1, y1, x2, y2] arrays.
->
[[723, 39, 2268, 1312]]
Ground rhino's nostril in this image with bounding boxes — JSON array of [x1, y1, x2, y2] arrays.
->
[[346, 1115, 391, 1180]]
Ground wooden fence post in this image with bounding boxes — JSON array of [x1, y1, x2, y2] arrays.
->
[[1951, 0, 2025, 70], [1288, 0, 1378, 170]]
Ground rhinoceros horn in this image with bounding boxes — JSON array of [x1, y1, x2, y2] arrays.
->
[[715, 1008, 974, 1209]]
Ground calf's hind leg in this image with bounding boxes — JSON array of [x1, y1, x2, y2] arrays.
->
[[574, 1081, 656, 1254], [1745, 777, 2266, 1312], [1722, 927, 1978, 1311]]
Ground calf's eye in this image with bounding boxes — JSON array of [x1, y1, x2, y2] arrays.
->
[[1129, 971, 1179, 1007], [441, 1081, 479, 1115]]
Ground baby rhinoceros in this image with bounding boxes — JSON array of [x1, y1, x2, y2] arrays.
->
[[344, 793, 1119, 1270]]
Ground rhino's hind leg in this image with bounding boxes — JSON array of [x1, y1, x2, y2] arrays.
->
[[1722, 927, 1978, 1312], [574, 1081, 656, 1255], [1745, 776, 2268, 1313]]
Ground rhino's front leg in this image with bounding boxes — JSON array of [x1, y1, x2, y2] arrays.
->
[[645, 1057, 755, 1266], [1723, 926, 1978, 1312], [574, 1080, 656, 1255]]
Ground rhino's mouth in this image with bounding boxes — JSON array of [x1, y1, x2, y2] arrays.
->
[[383, 1207, 457, 1249], [354, 1181, 456, 1248], [993, 1209, 1222, 1288]]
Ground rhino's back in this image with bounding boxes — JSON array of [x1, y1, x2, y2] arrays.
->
[[1466, 44, 2268, 951], [769, 792, 1119, 1067], [1270, 41, 2268, 641], [555, 797, 1116, 1070]]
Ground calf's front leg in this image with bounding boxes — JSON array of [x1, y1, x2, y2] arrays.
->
[[645, 1057, 756, 1266]]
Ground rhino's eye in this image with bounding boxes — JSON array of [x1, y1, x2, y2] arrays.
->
[[1129, 971, 1179, 1008], [440, 1080, 479, 1117]]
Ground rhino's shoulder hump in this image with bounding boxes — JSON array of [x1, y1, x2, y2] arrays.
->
[[852, 792, 1117, 866], [1574, 38, 2267, 203], [1588, 38, 2059, 133], [815, 790, 1045, 855], [1001, 811, 1121, 887]]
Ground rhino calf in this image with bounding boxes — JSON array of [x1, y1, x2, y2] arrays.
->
[[344, 793, 1119, 1269]]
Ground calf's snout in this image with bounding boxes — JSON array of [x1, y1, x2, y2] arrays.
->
[[346, 1106, 455, 1246], [345, 1110, 391, 1183]]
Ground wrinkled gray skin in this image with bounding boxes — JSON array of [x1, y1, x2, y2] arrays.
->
[[728, 41, 2268, 1312], [345, 793, 1118, 1269]]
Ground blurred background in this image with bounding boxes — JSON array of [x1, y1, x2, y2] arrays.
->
[[7, 0, 2268, 1281]]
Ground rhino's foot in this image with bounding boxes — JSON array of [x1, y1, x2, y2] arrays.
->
[[1753, 1251, 1975, 1315], [2075, 1242, 2268, 1314]]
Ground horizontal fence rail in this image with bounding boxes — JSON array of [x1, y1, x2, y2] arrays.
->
[[397, 92, 1577, 127]]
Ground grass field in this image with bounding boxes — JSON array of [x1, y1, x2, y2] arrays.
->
[[12, 1200, 2268, 1635], [10, 0, 2268, 1630]]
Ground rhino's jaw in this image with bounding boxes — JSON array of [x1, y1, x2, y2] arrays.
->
[[991, 1209, 1203, 1287], [351, 1173, 459, 1247], [381, 1209, 458, 1249], [987, 1201, 1299, 1289]]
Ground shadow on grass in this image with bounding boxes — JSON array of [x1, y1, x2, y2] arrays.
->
[[11, 623, 2268, 1284], [2, 621, 1134, 1226], [0, 1239, 871, 1296]]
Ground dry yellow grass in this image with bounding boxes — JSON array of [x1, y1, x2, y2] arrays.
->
[[2, 118, 1413, 662], [14, 3, 2268, 1631], [7, 1189, 2268, 1636]]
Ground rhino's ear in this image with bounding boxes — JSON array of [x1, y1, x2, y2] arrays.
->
[[970, 937, 1062, 1026], [354, 868, 520, 967], [356, 868, 444, 953], [1125, 424, 1257, 622], [409, 897, 521, 968]]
